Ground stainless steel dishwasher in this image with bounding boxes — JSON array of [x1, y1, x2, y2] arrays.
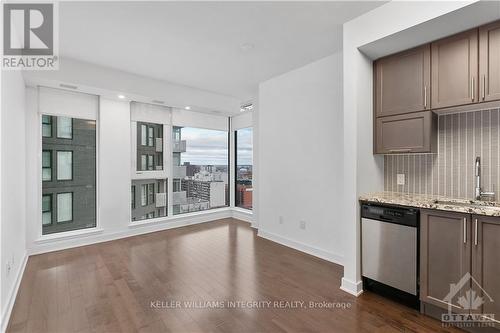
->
[[361, 203, 419, 309]]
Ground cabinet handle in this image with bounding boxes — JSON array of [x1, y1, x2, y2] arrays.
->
[[424, 85, 427, 109], [474, 218, 478, 246], [483, 75, 486, 101], [389, 149, 412, 153], [471, 77, 475, 101], [463, 217, 467, 244]]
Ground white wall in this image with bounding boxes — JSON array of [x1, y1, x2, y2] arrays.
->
[[1, 70, 27, 330], [257, 52, 344, 264]]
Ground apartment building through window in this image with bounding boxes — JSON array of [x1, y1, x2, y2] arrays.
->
[[137, 122, 163, 171], [41, 115, 96, 234], [131, 179, 167, 222]]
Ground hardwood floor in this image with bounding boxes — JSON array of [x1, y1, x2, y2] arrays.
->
[[7, 218, 462, 333]]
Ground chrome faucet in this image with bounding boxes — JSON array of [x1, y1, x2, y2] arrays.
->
[[475, 157, 495, 200]]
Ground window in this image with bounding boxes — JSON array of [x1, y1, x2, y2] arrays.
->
[[132, 179, 167, 222], [148, 155, 154, 170], [42, 115, 52, 137], [42, 194, 52, 225], [173, 178, 181, 192], [42, 115, 96, 235], [172, 126, 229, 215], [235, 128, 253, 210], [42, 150, 52, 181], [57, 117, 73, 139], [141, 124, 147, 146], [141, 184, 147, 206], [57, 151, 73, 180], [131, 185, 136, 209], [136, 122, 163, 171], [57, 192, 73, 223], [148, 126, 154, 146], [148, 183, 155, 204]]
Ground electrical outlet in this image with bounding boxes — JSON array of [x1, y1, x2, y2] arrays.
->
[[397, 173, 405, 186], [299, 220, 306, 230], [279, 216, 284, 224]]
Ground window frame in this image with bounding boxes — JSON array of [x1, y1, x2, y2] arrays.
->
[[234, 126, 253, 211], [131, 185, 136, 209], [39, 111, 98, 239]]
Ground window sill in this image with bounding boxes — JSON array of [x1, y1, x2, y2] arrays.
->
[[232, 207, 253, 215], [128, 207, 232, 228], [35, 227, 104, 244]]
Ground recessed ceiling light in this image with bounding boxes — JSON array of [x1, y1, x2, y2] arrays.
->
[[185, 106, 191, 110], [240, 43, 254, 52], [240, 103, 254, 112], [118, 94, 125, 99]]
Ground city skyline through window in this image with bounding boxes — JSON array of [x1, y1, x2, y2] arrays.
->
[[235, 127, 253, 210], [172, 126, 229, 215]]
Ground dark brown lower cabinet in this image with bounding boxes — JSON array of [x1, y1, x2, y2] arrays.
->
[[471, 215, 500, 329], [374, 111, 437, 154], [420, 210, 471, 312], [421, 210, 500, 329]]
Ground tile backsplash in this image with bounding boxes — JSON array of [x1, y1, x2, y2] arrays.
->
[[384, 108, 500, 200]]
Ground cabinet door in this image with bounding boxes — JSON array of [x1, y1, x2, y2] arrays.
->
[[375, 45, 430, 117], [431, 29, 479, 109], [479, 21, 500, 103], [471, 215, 500, 328], [420, 210, 471, 312], [375, 111, 436, 154]]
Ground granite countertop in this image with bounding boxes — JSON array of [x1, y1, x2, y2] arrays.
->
[[359, 192, 500, 217]]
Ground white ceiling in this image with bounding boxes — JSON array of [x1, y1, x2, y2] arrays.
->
[[59, 1, 385, 102]]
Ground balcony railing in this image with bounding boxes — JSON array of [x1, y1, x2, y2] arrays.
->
[[173, 140, 187, 153], [173, 165, 187, 179], [172, 191, 187, 205]]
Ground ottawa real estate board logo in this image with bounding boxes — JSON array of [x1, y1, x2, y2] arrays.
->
[[2, 2, 58, 70], [441, 272, 495, 328]]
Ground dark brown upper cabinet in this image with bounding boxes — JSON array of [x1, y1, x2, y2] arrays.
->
[[431, 29, 479, 109], [374, 45, 431, 117], [420, 210, 471, 312], [375, 111, 437, 154], [471, 215, 500, 329], [480, 21, 500, 103]]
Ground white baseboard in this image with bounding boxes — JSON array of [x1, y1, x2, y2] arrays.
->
[[257, 229, 344, 266], [1, 252, 28, 333], [28, 209, 232, 256], [231, 208, 253, 224], [340, 277, 364, 297]]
